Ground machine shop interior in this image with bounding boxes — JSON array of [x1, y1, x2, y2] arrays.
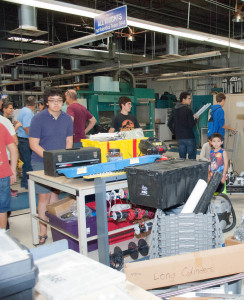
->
[[1, 0, 244, 299]]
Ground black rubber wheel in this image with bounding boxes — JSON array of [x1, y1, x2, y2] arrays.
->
[[110, 246, 124, 271], [128, 242, 139, 260], [217, 193, 237, 233], [138, 239, 149, 257]]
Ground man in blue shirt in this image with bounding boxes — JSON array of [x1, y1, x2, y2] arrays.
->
[[29, 88, 73, 245], [17, 96, 36, 189]]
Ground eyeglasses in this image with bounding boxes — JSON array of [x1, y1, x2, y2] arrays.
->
[[48, 100, 63, 104]]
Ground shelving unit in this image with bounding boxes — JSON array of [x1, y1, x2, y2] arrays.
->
[[28, 170, 128, 266]]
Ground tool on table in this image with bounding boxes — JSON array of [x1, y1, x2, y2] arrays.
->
[[43, 147, 101, 177], [57, 154, 161, 179], [139, 136, 167, 156]]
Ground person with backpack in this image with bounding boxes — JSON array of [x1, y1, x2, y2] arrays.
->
[[207, 92, 236, 140]]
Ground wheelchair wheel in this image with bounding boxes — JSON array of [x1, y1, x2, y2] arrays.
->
[[216, 193, 236, 233]]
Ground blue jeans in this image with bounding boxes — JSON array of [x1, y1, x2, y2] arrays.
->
[[178, 139, 196, 159], [18, 138, 32, 188], [0, 176, 10, 212]]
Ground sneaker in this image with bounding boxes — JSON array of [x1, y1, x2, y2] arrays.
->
[[11, 190, 18, 197]]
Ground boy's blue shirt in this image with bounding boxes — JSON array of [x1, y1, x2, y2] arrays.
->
[[211, 104, 225, 138]]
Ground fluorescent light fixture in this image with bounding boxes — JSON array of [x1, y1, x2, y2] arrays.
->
[[4, 0, 244, 50], [8, 36, 32, 42], [31, 39, 49, 44], [78, 48, 109, 53], [128, 18, 244, 50], [53, 83, 89, 88], [159, 67, 242, 77], [4, 0, 100, 18]]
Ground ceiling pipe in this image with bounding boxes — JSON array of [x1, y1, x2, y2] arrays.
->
[[0, 50, 221, 87], [0, 32, 112, 67], [10, 4, 47, 36], [166, 35, 179, 55], [114, 68, 136, 88], [19, 5, 37, 30], [71, 59, 81, 83], [3, 90, 44, 95], [11, 67, 19, 80], [1, 73, 35, 79]]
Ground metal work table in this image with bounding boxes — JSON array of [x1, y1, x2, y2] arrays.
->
[[28, 170, 127, 265]]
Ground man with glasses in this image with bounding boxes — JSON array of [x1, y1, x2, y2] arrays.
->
[[109, 96, 140, 132], [168, 92, 199, 159], [65, 89, 96, 148], [29, 88, 73, 245]]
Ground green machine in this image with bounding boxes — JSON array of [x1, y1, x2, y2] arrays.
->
[[192, 95, 213, 147], [77, 82, 155, 137]]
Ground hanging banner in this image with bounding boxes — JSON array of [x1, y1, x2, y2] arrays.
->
[[94, 5, 127, 35]]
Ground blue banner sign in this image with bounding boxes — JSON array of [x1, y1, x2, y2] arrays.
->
[[95, 5, 127, 35]]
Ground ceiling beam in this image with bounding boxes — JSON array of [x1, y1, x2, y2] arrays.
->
[[0, 41, 150, 63], [0, 32, 112, 67], [0, 50, 221, 87]]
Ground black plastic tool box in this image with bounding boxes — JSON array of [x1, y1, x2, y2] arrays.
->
[[125, 159, 209, 210]]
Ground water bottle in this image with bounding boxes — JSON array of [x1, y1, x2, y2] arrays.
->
[[234, 211, 244, 242]]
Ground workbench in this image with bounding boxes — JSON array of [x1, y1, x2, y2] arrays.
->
[[28, 170, 128, 266]]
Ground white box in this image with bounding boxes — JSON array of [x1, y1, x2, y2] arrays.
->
[[155, 123, 172, 141], [35, 249, 126, 300], [110, 80, 120, 92], [94, 76, 112, 91]]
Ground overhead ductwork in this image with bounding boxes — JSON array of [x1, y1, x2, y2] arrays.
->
[[11, 67, 19, 80], [166, 35, 179, 55], [10, 4, 47, 37], [71, 59, 81, 83], [114, 68, 136, 88], [143, 66, 150, 74]]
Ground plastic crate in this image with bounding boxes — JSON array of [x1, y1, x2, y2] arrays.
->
[[46, 211, 134, 252], [81, 138, 146, 163], [149, 210, 223, 260], [125, 159, 209, 210]]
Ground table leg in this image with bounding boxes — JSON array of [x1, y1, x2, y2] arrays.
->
[[28, 178, 39, 245], [77, 192, 88, 255], [94, 177, 110, 266]]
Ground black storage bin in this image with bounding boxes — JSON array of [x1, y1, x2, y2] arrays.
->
[[125, 159, 209, 210]]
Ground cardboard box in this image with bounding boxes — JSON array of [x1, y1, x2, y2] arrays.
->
[[47, 196, 76, 216], [124, 244, 244, 290], [225, 235, 243, 246]]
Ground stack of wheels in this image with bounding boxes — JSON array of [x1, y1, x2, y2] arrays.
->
[[110, 239, 149, 271]]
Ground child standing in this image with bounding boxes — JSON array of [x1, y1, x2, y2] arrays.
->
[[208, 133, 228, 193]]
